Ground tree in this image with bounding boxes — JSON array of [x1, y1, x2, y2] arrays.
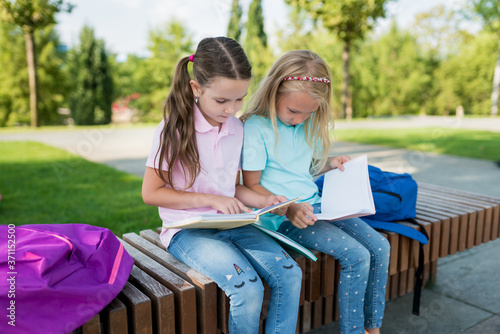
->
[[67, 26, 114, 125], [115, 21, 192, 121], [244, 0, 272, 92], [468, 0, 500, 116], [0, 0, 72, 127], [352, 22, 434, 117], [227, 0, 242, 42], [285, 0, 393, 119], [435, 32, 497, 116], [413, 5, 472, 57], [0, 23, 68, 126]]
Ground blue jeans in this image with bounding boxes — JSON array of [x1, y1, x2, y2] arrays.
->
[[278, 211, 390, 334], [168, 225, 302, 334]]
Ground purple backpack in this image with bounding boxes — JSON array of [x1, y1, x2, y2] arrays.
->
[[0, 224, 134, 334]]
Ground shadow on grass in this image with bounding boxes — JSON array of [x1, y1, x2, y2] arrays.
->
[[0, 141, 160, 237]]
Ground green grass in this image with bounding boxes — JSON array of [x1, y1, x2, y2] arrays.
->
[[0, 141, 160, 236], [333, 127, 500, 161]]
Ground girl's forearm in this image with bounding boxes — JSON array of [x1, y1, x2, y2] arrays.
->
[[143, 186, 216, 210], [235, 184, 268, 208]]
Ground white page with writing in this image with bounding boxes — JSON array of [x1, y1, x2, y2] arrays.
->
[[315, 154, 375, 220]]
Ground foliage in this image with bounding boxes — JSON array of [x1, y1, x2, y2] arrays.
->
[[0, 141, 160, 236], [227, 0, 243, 43], [285, 0, 393, 119], [244, 0, 272, 92], [469, 0, 500, 33], [413, 5, 473, 57], [0, 0, 72, 33], [67, 26, 114, 125], [434, 31, 498, 116], [0, 0, 73, 127], [0, 23, 68, 126], [285, 0, 391, 44], [351, 22, 435, 117], [114, 21, 193, 122]]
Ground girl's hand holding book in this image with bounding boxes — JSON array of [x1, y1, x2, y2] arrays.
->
[[286, 202, 317, 229], [266, 195, 290, 216]]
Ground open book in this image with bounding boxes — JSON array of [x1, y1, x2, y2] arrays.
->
[[314, 154, 375, 221], [164, 197, 301, 230]]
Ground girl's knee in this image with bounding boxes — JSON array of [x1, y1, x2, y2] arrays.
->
[[285, 265, 303, 292], [268, 263, 303, 293], [345, 246, 371, 266], [230, 279, 265, 311], [377, 236, 391, 258]]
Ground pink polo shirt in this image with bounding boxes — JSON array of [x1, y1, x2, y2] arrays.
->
[[146, 104, 243, 248]]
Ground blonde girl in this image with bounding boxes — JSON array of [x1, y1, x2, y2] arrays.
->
[[241, 50, 390, 334]]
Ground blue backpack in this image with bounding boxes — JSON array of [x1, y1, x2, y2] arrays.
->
[[363, 165, 418, 221], [315, 164, 428, 315]]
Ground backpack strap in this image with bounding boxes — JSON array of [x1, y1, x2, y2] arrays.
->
[[360, 218, 428, 244], [407, 218, 429, 316], [361, 217, 429, 316]]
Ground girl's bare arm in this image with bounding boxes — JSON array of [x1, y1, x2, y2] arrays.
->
[[142, 167, 250, 214]]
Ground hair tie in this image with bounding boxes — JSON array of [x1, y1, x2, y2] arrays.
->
[[282, 76, 330, 84], [188, 54, 194, 62]]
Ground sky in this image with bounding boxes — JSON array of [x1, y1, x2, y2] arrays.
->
[[55, 0, 470, 60]]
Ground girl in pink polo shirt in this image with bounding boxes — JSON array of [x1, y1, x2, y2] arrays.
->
[[142, 37, 302, 334]]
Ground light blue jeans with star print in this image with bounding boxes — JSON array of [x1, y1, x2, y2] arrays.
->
[[278, 213, 390, 334], [167, 225, 302, 334]]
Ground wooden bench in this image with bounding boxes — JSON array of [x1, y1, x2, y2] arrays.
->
[[74, 183, 500, 334]]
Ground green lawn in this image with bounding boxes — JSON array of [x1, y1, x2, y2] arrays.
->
[[0, 141, 160, 236], [333, 127, 500, 161]]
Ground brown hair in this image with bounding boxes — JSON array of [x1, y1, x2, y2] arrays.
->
[[156, 37, 252, 189]]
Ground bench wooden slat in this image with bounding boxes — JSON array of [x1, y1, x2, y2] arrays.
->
[[120, 239, 197, 334], [217, 289, 230, 334], [288, 250, 306, 306], [419, 188, 495, 244], [80, 314, 101, 334], [304, 250, 321, 302], [390, 273, 399, 300], [320, 253, 335, 297], [416, 208, 452, 256], [419, 192, 488, 247], [128, 265, 175, 334], [301, 301, 312, 333], [102, 298, 128, 334], [419, 182, 500, 240], [322, 295, 334, 326], [119, 281, 153, 334], [125, 232, 218, 334], [311, 297, 323, 330], [417, 199, 466, 255], [398, 270, 408, 297]]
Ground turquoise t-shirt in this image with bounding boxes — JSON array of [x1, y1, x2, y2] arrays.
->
[[242, 115, 321, 230]]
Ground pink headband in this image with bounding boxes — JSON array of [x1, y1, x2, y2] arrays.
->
[[282, 76, 330, 84], [188, 54, 194, 62]]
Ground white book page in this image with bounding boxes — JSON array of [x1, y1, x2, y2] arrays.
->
[[316, 154, 375, 220]]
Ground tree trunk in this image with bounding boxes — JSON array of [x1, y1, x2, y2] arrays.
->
[[341, 42, 352, 120], [491, 38, 500, 117], [24, 30, 39, 127]]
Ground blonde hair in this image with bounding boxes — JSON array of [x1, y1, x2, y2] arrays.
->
[[241, 50, 333, 175]]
